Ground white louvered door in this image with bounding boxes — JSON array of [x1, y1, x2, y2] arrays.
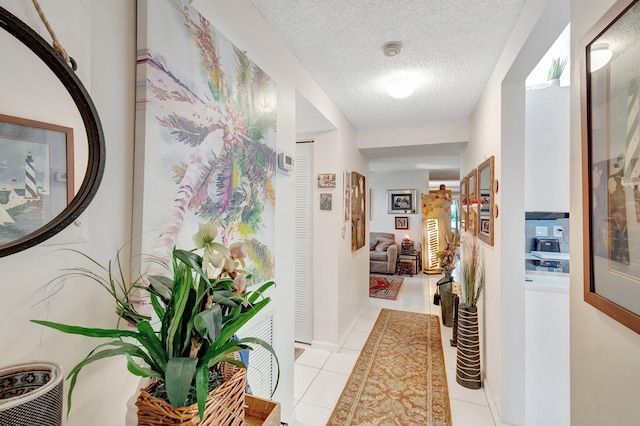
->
[[237, 312, 275, 398], [295, 141, 314, 343]]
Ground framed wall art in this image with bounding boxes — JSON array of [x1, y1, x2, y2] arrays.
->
[[317, 173, 336, 188], [387, 189, 417, 214], [395, 216, 409, 230], [343, 171, 351, 220], [320, 193, 332, 211], [583, 0, 640, 334], [135, 0, 276, 283], [0, 114, 74, 248], [351, 171, 366, 251]]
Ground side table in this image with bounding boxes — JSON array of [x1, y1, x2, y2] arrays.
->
[[397, 251, 422, 275]]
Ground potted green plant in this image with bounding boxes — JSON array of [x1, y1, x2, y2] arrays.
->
[[456, 236, 485, 389], [547, 56, 568, 86], [32, 223, 279, 425]]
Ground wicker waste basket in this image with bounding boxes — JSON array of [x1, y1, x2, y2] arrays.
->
[[0, 362, 63, 426], [136, 363, 246, 425]]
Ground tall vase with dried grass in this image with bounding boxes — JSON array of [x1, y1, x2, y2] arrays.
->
[[456, 237, 485, 389], [32, 223, 279, 425]]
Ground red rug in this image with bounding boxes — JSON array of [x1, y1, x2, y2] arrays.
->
[[369, 275, 404, 300]]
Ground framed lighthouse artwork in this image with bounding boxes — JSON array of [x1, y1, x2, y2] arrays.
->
[[0, 114, 74, 247]]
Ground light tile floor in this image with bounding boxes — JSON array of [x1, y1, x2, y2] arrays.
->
[[294, 272, 496, 426]]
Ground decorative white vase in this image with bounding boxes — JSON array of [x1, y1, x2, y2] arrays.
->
[[547, 78, 561, 87]]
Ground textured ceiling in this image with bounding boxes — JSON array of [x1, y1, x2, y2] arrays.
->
[[251, 0, 526, 132]]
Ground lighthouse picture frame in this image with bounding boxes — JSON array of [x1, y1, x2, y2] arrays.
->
[[0, 114, 74, 247]]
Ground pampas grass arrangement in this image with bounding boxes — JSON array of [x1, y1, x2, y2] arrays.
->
[[461, 237, 485, 308], [547, 56, 568, 80]]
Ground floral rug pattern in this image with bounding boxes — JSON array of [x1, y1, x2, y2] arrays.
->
[[328, 309, 452, 426], [369, 275, 404, 300]]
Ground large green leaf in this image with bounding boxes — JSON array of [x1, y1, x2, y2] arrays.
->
[[173, 249, 211, 286], [165, 357, 198, 408], [166, 264, 192, 357], [136, 321, 167, 372], [65, 344, 148, 415], [203, 343, 250, 368], [194, 304, 222, 343], [147, 275, 174, 302], [195, 364, 209, 420], [31, 320, 138, 339], [218, 298, 270, 345], [210, 291, 242, 307], [247, 280, 275, 304], [149, 293, 165, 321], [125, 353, 161, 379]]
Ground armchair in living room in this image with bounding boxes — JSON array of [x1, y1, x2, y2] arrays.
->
[[369, 232, 398, 274]]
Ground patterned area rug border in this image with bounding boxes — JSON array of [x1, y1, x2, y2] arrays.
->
[[328, 309, 452, 426], [369, 274, 405, 300]]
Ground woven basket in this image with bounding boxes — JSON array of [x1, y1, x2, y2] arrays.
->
[[136, 363, 246, 425]]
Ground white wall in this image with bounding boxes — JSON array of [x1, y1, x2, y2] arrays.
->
[[570, 0, 640, 424], [357, 122, 468, 149], [525, 86, 570, 212], [369, 171, 430, 244], [525, 286, 570, 426], [0, 1, 138, 425], [464, 0, 569, 423]]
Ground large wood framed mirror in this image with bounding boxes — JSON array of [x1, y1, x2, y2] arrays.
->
[[477, 156, 495, 246], [467, 169, 478, 235], [460, 176, 468, 232], [0, 7, 105, 257]]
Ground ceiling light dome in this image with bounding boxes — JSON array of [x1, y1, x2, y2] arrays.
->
[[387, 76, 415, 98], [590, 44, 612, 72], [383, 41, 403, 57]]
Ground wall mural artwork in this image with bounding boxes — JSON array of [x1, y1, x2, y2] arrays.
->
[[135, 0, 276, 283], [351, 171, 366, 252]]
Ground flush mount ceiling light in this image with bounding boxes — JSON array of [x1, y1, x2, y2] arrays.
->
[[387, 75, 415, 98], [590, 43, 613, 72], [383, 41, 403, 57]]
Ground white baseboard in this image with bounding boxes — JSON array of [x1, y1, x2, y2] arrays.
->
[[311, 305, 365, 353], [310, 340, 340, 352], [483, 371, 501, 425]]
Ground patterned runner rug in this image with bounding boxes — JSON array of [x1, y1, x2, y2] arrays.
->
[[369, 275, 404, 300], [328, 309, 452, 426]]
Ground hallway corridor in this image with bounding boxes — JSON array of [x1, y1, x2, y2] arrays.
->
[[293, 273, 496, 425]]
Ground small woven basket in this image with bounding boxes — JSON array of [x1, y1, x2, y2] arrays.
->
[[136, 363, 246, 426]]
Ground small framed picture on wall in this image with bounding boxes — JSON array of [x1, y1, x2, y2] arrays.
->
[[317, 173, 336, 188], [320, 193, 332, 210], [395, 216, 409, 230]]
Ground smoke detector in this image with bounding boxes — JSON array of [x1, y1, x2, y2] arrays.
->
[[383, 41, 403, 57]]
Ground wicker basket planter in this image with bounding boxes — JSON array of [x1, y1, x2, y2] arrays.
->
[[136, 366, 246, 425], [0, 362, 63, 426]]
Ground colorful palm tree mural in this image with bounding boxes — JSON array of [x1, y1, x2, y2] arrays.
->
[[136, 0, 276, 283]]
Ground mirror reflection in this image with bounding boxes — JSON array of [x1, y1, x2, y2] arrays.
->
[[0, 7, 102, 257], [477, 156, 495, 246], [467, 169, 478, 235], [460, 177, 468, 232]]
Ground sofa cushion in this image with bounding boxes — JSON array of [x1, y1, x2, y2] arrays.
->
[[370, 252, 389, 261], [375, 238, 395, 252], [370, 239, 378, 251]]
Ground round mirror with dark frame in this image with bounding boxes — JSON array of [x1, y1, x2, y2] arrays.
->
[[0, 7, 105, 257]]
